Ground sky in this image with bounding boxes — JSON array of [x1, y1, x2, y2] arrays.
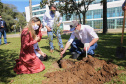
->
[[1, 0, 41, 13]]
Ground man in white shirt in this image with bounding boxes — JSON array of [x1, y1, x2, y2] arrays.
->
[[43, 4, 64, 53], [60, 21, 99, 58]]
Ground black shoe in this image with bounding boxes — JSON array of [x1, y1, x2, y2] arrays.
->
[[44, 55, 48, 61], [71, 52, 80, 59], [39, 56, 44, 61]]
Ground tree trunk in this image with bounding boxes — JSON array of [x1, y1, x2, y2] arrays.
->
[[78, 13, 81, 24], [103, 0, 107, 34], [83, 13, 86, 24], [29, 0, 32, 19]]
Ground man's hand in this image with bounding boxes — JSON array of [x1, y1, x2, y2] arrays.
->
[[60, 50, 65, 57], [39, 24, 42, 31], [1, 26, 4, 28], [57, 24, 60, 27], [46, 25, 51, 31], [83, 46, 90, 51], [57, 23, 61, 27], [47, 28, 51, 31]]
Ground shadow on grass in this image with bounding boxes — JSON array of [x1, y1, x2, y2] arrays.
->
[[0, 49, 18, 83], [40, 46, 50, 50], [95, 33, 126, 66]]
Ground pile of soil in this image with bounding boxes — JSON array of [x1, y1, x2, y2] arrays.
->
[[42, 56, 124, 84]]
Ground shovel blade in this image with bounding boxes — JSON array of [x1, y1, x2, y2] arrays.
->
[[116, 46, 125, 58]]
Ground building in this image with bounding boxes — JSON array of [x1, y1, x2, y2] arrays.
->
[[25, 0, 125, 31], [25, 4, 49, 31]]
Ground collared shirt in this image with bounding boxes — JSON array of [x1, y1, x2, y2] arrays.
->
[[68, 25, 99, 44], [43, 11, 62, 29]]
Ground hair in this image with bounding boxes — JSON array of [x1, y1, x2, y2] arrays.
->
[[24, 17, 41, 39], [49, 4, 56, 9]]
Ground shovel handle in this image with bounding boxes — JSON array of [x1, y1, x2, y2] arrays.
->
[[121, 3, 126, 44]]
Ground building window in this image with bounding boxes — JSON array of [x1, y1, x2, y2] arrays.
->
[[32, 10, 46, 16], [32, 6, 46, 11]]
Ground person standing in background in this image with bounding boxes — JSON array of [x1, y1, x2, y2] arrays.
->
[[43, 4, 64, 53], [0, 15, 8, 45]]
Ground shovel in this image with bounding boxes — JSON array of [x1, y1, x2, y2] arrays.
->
[[57, 55, 65, 64], [115, 4, 126, 58], [84, 43, 89, 57]]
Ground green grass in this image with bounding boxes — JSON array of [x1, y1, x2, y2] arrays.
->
[[6, 32, 20, 35], [0, 33, 126, 84]]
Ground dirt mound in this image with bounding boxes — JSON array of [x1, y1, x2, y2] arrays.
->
[[42, 55, 124, 84]]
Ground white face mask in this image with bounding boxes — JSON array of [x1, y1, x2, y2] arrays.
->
[[74, 29, 79, 33], [0, 18, 2, 20], [32, 24, 39, 30]]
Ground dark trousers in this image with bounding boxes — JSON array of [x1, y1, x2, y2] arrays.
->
[[69, 39, 98, 56], [0, 30, 7, 45]]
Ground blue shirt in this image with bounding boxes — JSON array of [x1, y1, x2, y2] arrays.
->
[[0, 20, 7, 32]]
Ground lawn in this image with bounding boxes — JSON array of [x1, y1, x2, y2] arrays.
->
[[0, 33, 126, 84]]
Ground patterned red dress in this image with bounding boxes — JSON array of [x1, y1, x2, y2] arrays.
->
[[14, 28, 45, 74]]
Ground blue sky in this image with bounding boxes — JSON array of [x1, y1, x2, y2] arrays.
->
[[1, 0, 41, 13]]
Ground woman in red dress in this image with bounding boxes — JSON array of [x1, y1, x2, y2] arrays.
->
[[14, 17, 45, 74]]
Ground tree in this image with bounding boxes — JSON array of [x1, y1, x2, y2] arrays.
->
[[40, 0, 94, 24], [15, 13, 26, 32], [29, 0, 32, 19], [0, 0, 3, 15], [1, 3, 26, 32], [101, 0, 107, 34]]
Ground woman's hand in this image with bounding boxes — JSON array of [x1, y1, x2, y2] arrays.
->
[[35, 35, 40, 42], [42, 53, 46, 57]]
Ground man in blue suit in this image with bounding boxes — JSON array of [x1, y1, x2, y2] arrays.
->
[[0, 15, 8, 45]]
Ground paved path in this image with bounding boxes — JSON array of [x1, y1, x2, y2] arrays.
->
[[6, 28, 126, 38]]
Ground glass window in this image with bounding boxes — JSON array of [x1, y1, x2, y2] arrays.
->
[[32, 6, 46, 11], [116, 18, 123, 28], [32, 10, 46, 16]]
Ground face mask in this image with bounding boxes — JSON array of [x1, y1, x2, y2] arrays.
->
[[51, 10, 56, 14], [0, 18, 2, 20], [70, 28, 75, 31], [74, 29, 79, 33], [32, 24, 39, 30]]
